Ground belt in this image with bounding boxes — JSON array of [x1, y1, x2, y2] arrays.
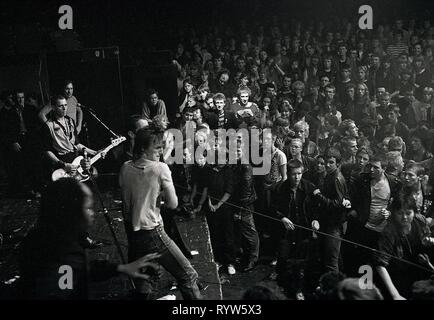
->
[[139, 224, 164, 232]]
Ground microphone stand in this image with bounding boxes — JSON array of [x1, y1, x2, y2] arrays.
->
[[87, 171, 136, 291], [79, 109, 136, 291], [82, 106, 119, 138]]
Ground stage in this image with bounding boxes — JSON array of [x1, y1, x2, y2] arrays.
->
[[0, 175, 275, 300]]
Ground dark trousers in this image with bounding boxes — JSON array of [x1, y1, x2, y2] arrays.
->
[[2, 135, 44, 195], [161, 208, 192, 259], [2, 136, 28, 194], [206, 205, 236, 265], [130, 226, 201, 300], [321, 223, 346, 273], [359, 227, 380, 266], [236, 204, 260, 264]]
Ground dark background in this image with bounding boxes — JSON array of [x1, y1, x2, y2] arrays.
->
[[0, 0, 433, 147]]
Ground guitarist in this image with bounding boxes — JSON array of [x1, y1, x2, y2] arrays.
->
[[41, 95, 102, 248], [42, 95, 99, 180]]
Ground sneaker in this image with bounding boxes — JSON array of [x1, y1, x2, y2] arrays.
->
[[227, 264, 236, 275], [295, 291, 305, 300], [157, 294, 176, 300]]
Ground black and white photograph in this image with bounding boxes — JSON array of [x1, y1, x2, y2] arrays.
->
[[1, 0, 434, 308]]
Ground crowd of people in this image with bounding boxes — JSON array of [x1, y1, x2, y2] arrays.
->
[[2, 15, 434, 300]]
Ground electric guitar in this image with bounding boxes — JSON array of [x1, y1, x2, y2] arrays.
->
[[51, 136, 126, 182]]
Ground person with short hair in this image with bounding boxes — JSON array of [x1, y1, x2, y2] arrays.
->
[[375, 194, 433, 300], [313, 147, 349, 273], [113, 114, 148, 167], [232, 144, 260, 273], [376, 104, 410, 143], [212, 93, 238, 129], [0, 90, 37, 196], [231, 86, 261, 127], [210, 69, 236, 100], [284, 138, 315, 179], [354, 83, 378, 128], [273, 159, 319, 298], [346, 154, 402, 275], [340, 136, 358, 166], [277, 75, 293, 102], [335, 65, 354, 104], [402, 163, 434, 222], [293, 120, 319, 158], [341, 83, 356, 120], [408, 130, 433, 162], [41, 95, 99, 180], [336, 278, 383, 300], [318, 114, 340, 154], [386, 30, 409, 59], [339, 119, 359, 139], [406, 86, 431, 128], [141, 89, 167, 122], [119, 127, 201, 300], [38, 80, 83, 134]]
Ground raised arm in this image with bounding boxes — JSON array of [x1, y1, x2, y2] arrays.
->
[[38, 104, 52, 123]]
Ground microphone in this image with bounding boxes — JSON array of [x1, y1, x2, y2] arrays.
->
[[77, 103, 96, 113]]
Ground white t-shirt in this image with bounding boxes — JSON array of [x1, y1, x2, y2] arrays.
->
[[365, 176, 391, 232], [264, 148, 287, 185], [119, 159, 174, 231], [66, 96, 79, 124]]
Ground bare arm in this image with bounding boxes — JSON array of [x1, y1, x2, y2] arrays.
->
[[279, 163, 287, 181], [76, 144, 97, 156], [163, 181, 178, 209], [376, 266, 405, 300], [198, 187, 208, 207], [38, 105, 52, 123], [76, 106, 83, 133], [44, 150, 63, 168], [215, 192, 231, 210], [190, 183, 197, 204]]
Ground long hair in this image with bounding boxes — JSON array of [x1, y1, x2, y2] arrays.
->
[[37, 178, 88, 240], [355, 82, 371, 105]]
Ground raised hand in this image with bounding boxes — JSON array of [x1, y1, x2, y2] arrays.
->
[[281, 217, 295, 230], [118, 253, 161, 280], [64, 163, 78, 174]]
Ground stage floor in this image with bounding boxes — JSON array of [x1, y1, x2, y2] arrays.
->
[[0, 177, 276, 300]]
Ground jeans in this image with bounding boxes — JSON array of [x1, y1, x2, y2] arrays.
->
[[206, 206, 236, 265], [130, 225, 201, 300], [237, 205, 260, 264], [321, 223, 346, 273]]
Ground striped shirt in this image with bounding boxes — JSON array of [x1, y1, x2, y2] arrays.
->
[[386, 43, 409, 58], [218, 111, 225, 128]]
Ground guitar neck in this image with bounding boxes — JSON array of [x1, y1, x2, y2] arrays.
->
[[89, 153, 102, 166], [82, 137, 125, 167], [88, 144, 116, 166]]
